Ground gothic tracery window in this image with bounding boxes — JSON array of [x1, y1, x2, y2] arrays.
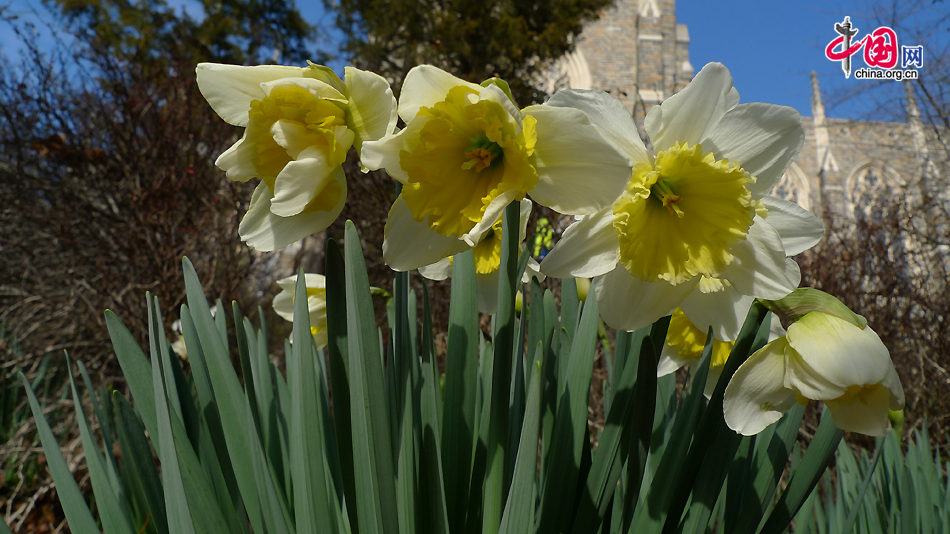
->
[[849, 164, 896, 224], [772, 164, 811, 211]]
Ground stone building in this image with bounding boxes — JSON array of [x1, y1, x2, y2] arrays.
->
[[542, 0, 945, 230]]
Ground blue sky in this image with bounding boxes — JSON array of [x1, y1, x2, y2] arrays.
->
[[292, 0, 944, 120], [2, 0, 943, 121], [677, 0, 943, 120]]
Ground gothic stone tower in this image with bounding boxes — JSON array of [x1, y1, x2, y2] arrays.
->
[[543, 0, 693, 122]]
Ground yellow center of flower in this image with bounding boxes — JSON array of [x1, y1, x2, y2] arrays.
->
[[246, 85, 352, 213], [666, 308, 734, 369], [399, 86, 538, 237], [612, 142, 757, 284]]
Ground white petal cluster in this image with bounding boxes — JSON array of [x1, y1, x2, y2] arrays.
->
[[724, 312, 904, 436], [539, 63, 824, 339], [361, 65, 632, 272], [196, 63, 397, 251], [273, 273, 329, 350]]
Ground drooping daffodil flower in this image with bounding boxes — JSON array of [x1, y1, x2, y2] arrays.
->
[[360, 65, 632, 271], [539, 62, 824, 335], [273, 273, 329, 350], [659, 308, 786, 397], [418, 199, 543, 314], [196, 62, 397, 251], [723, 307, 904, 437], [169, 304, 217, 359]]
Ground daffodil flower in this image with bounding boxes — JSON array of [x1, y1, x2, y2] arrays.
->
[[360, 65, 632, 271], [539, 62, 824, 334], [417, 200, 543, 314], [273, 273, 329, 350], [196, 62, 397, 251], [723, 311, 904, 436], [659, 308, 786, 397], [169, 305, 216, 359]]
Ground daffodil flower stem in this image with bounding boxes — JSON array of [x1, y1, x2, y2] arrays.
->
[[660, 302, 770, 533], [759, 410, 845, 534], [482, 200, 521, 532]]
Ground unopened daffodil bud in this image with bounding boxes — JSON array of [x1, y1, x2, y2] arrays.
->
[[576, 277, 591, 302]]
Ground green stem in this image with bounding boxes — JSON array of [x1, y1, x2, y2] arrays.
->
[[482, 200, 521, 534]]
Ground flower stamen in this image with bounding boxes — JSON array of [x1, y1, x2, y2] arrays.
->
[[462, 136, 504, 173], [651, 179, 684, 218]]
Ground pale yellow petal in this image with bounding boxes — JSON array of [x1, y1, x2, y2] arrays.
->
[[723, 338, 799, 436]]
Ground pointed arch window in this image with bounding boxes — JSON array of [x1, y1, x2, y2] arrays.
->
[[773, 163, 812, 211]]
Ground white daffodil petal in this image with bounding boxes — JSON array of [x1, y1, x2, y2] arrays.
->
[[418, 257, 453, 281], [312, 328, 329, 350], [523, 105, 631, 215], [274, 273, 329, 350], [883, 365, 905, 411], [461, 190, 521, 247], [300, 273, 327, 290], [701, 103, 805, 198], [518, 199, 533, 242], [344, 66, 398, 153], [545, 89, 652, 165], [383, 196, 470, 271], [270, 147, 334, 217], [523, 257, 545, 283], [784, 313, 893, 400], [644, 62, 736, 153], [360, 116, 432, 183], [761, 196, 825, 256], [679, 283, 755, 341], [785, 258, 802, 287], [277, 273, 327, 297], [240, 172, 346, 251], [275, 275, 296, 292], [658, 342, 692, 377], [825, 384, 893, 436], [398, 65, 483, 123], [769, 313, 787, 340], [196, 63, 305, 126], [476, 269, 500, 315], [272, 289, 295, 321], [594, 266, 699, 332], [275, 273, 327, 307], [723, 338, 799, 436], [215, 132, 258, 182], [782, 347, 847, 401], [539, 208, 619, 278], [721, 218, 797, 300]]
